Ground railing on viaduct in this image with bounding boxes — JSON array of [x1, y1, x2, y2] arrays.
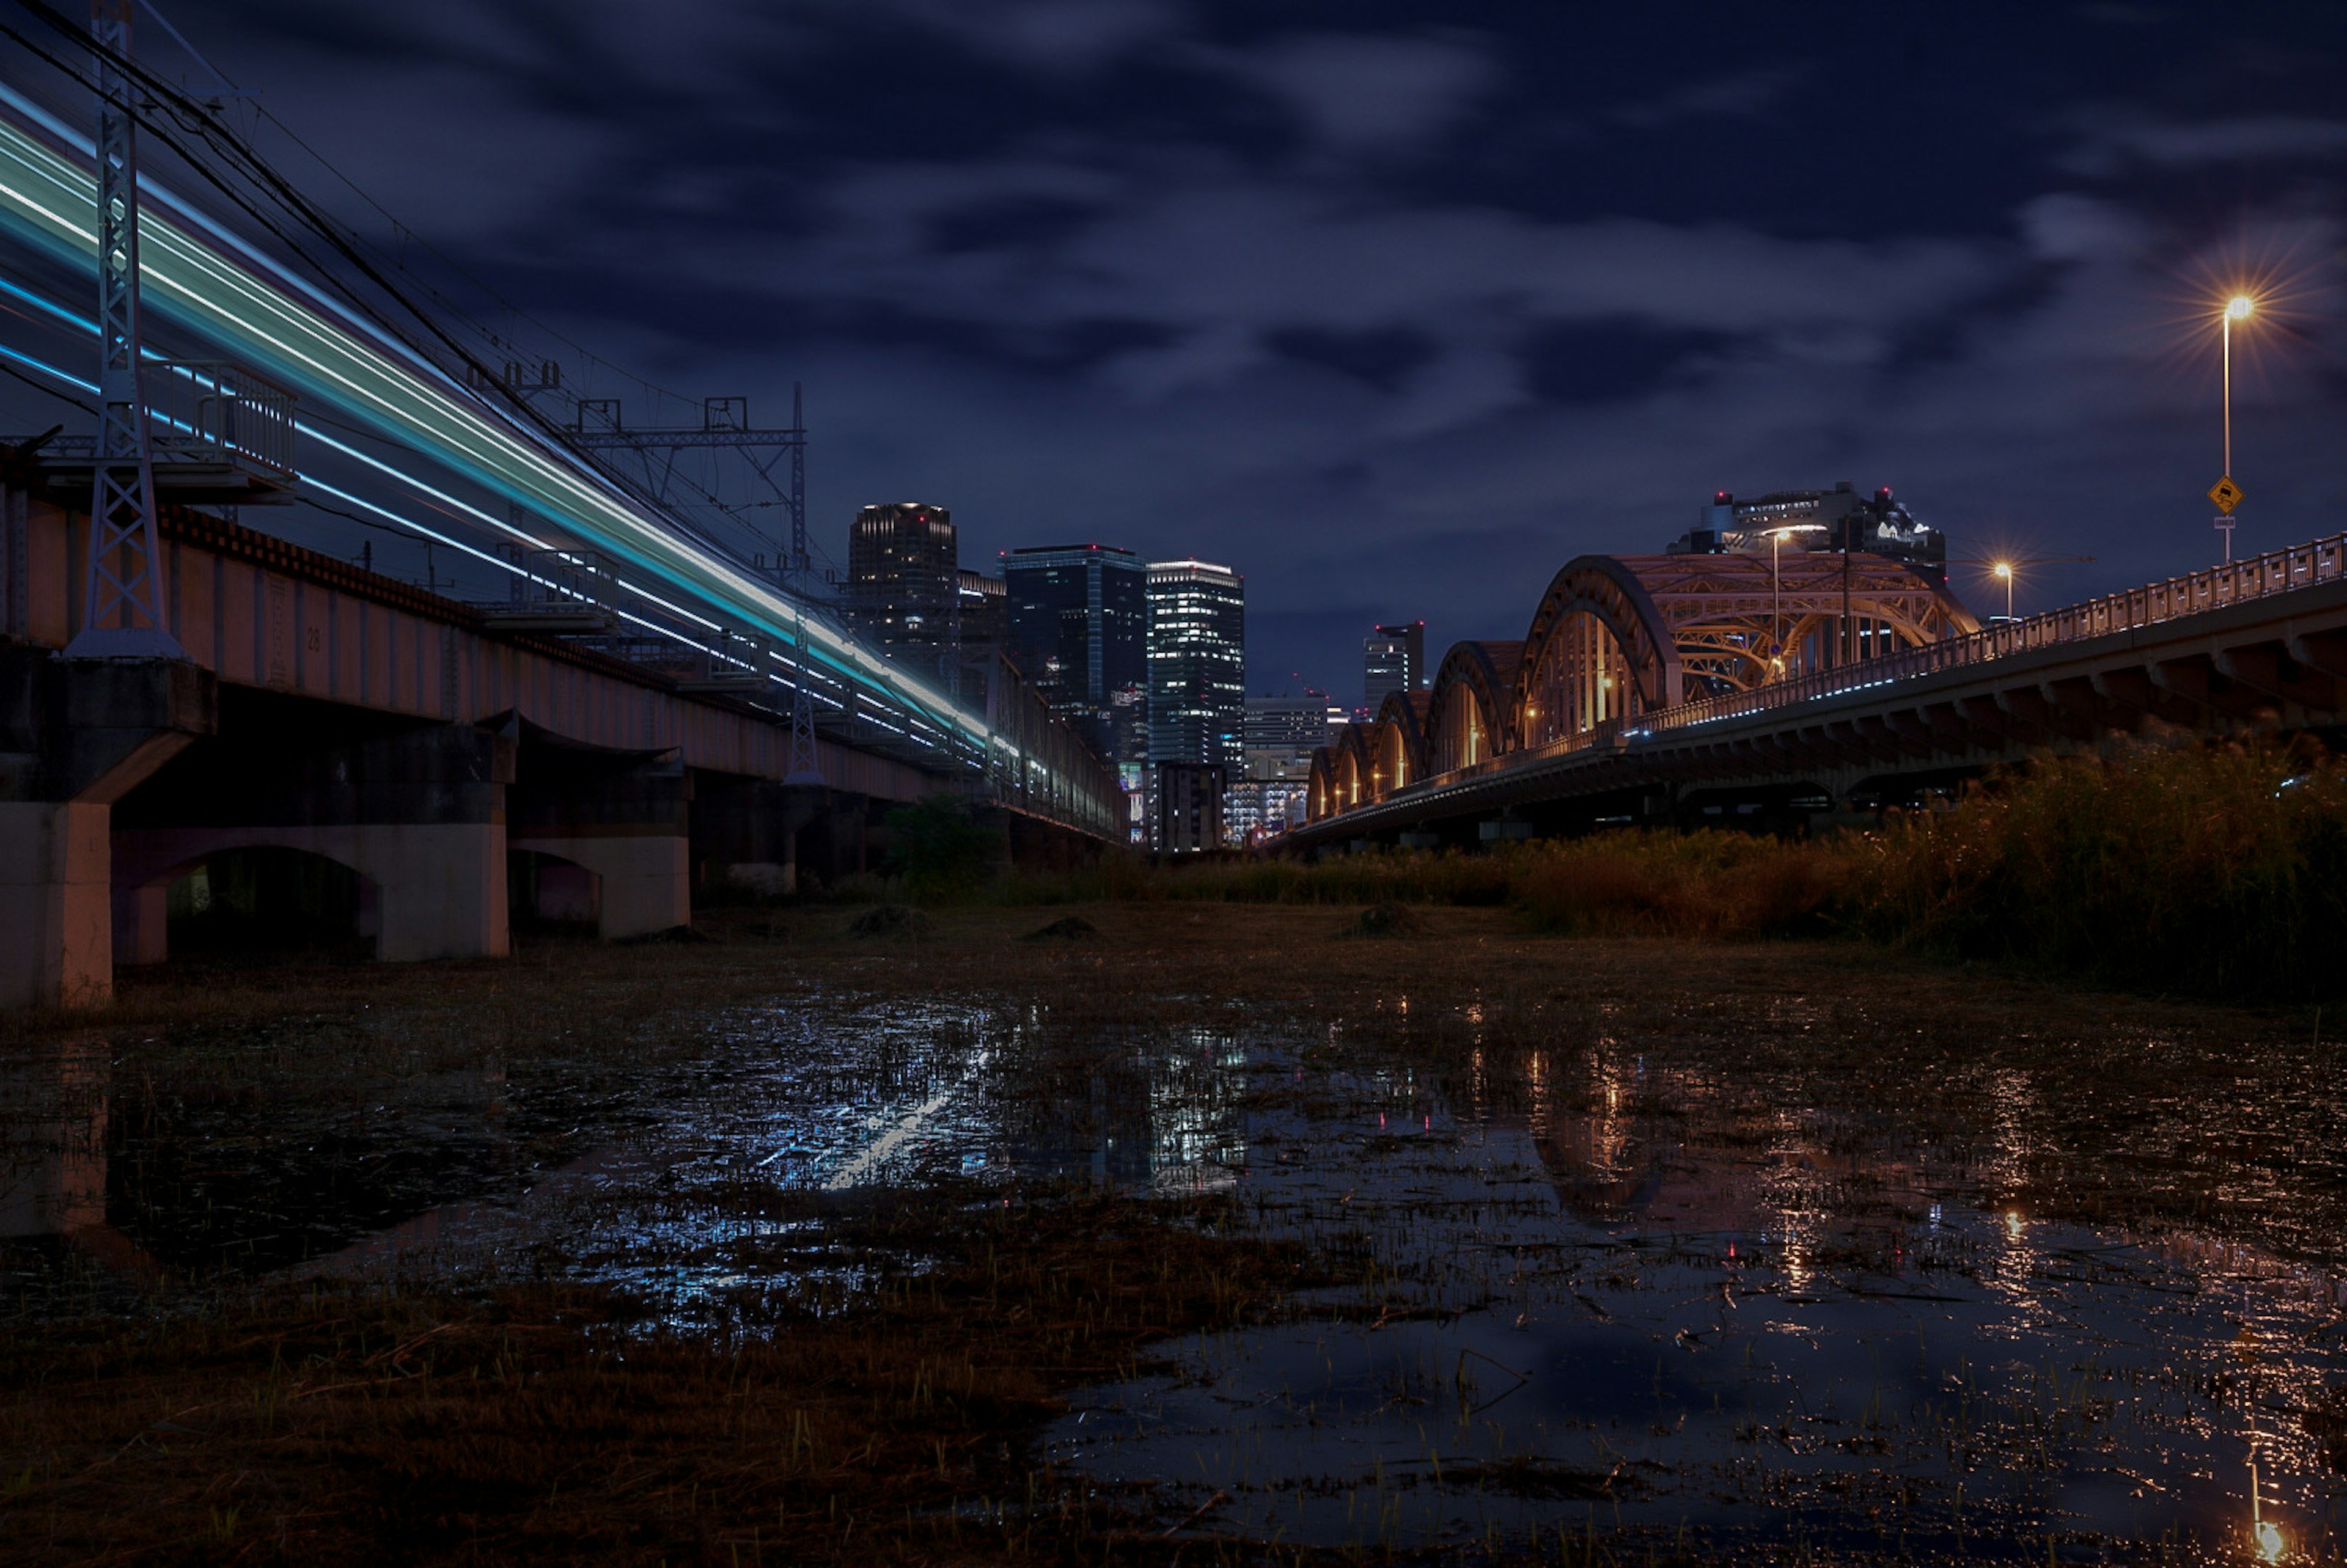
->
[[1312, 531, 2347, 819]]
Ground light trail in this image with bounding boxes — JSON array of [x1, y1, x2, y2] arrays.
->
[[0, 104, 996, 761], [0, 318, 872, 725]]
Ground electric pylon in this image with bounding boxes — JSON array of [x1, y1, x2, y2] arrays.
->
[[70, 0, 180, 657]]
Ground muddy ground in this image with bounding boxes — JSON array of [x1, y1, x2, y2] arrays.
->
[[2, 904, 2341, 1564]]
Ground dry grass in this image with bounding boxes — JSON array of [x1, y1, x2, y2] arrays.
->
[[976, 741, 2347, 1000], [0, 1184, 1321, 1566]]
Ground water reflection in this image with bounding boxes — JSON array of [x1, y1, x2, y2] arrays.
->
[[1051, 1026, 2347, 1558], [1, 1036, 106, 1239], [0, 1037, 163, 1283], [7, 991, 2346, 1556]]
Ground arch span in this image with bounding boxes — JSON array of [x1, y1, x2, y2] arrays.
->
[[1372, 690, 1431, 791], [112, 823, 507, 964], [1425, 641, 1524, 774], [1307, 750, 1337, 821], [1517, 557, 1684, 744], [1332, 724, 1384, 804]]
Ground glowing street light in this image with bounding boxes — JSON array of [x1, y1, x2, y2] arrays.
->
[[1993, 560, 2014, 620], [2211, 290, 2258, 563]]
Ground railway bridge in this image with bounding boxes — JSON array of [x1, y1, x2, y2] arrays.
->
[[0, 81, 1120, 1009], [1298, 534, 2347, 849]]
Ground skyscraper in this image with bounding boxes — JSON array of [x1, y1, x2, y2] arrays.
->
[[1363, 620, 1424, 716], [1146, 559, 1246, 771], [847, 502, 958, 672], [1001, 543, 1148, 756]]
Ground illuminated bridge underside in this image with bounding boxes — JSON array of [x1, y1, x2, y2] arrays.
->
[[1304, 537, 2347, 844]]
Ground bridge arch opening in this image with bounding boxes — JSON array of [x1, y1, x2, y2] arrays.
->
[[509, 848, 603, 936], [163, 846, 369, 957], [1375, 719, 1412, 793], [1427, 642, 1521, 775], [1522, 609, 1636, 746], [1435, 683, 1485, 771]]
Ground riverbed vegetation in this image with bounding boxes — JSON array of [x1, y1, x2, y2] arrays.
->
[[971, 740, 2347, 1001]]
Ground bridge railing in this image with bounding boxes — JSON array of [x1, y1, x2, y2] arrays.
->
[[1643, 531, 2347, 738], [1324, 530, 2347, 820]]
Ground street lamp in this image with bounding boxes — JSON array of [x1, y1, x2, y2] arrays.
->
[[1769, 527, 1789, 676], [2213, 291, 2257, 563], [1993, 560, 2013, 620]]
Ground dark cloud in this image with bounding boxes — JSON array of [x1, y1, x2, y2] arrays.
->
[[1518, 321, 1741, 405]]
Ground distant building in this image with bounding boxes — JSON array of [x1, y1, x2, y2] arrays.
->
[[1001, 543, 1149, 757], [1667, 482, 1948, 578], [1243, 693, 1329, 772], [1227, 692, 1328, 841], [1364, 621, 1425, 714], [1146, 559, 1246, 774], [1155, 761, 1227, 855], [956, 569, 1005, 650], [935, 568, 1005, 707], [847, 502, 958, 673]]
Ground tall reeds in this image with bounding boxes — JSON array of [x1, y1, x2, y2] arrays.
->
[[986, 742, 2347, 1000], [1850, 740, 2347, 997]]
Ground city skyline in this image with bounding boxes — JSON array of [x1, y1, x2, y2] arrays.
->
[[11, 2, 2334, 703]]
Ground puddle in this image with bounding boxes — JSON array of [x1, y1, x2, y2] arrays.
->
[[1049, 1038, 2347, 1559], [6, 985, 2346, 1557]]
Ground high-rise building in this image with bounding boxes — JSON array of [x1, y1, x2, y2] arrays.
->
[[1243, 694, 1329, 774], [1146, 559, 1246, 771], [955, 569, 1004, 653], [1363, 620, 1424, 715], [847, 502, 958, 671], [1155, 761, 1227, 856], [1002, 543, 1149, 758]]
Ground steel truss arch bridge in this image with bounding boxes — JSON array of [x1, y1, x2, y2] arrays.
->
[[1304, 538, 2347, 843]]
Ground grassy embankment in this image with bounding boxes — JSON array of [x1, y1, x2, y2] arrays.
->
[[964, 741, 2347, 1001]]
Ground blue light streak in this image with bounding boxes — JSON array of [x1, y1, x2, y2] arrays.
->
[[0, 108, 1008, 762]]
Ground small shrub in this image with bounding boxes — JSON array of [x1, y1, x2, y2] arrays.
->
[[845, 904, 932, 940], [884, 794, 1005, 903], [1348, 901, 1425, 937]]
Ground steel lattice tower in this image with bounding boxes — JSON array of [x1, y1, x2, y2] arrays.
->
[[71, 0, 180, 657]]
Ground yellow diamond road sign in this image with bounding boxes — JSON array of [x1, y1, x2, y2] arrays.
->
[[2209, 475, 2244, 515]]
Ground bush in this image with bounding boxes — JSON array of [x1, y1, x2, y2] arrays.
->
[[982, 741, 2347, 1000], [1509, 830, 1850, 940], [883, 794, 1005, 903], [1853, 741, 2347, 998]]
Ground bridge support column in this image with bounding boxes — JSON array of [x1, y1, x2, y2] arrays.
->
[[689, 775, 826, 899], [509, 743, 691, 939], [109, 716, 515, 967], [0, 651, 213, 1009]]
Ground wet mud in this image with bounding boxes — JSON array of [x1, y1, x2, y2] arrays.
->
[[2, 904, 2342, 1563]]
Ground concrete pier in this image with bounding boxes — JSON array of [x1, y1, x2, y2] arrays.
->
[[506, 719, 691, 939], [0, 651, 214, 1007], [111, 709, 516, 966]]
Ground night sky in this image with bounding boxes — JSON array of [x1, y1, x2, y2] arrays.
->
[[17, 1, 2347, 703]]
